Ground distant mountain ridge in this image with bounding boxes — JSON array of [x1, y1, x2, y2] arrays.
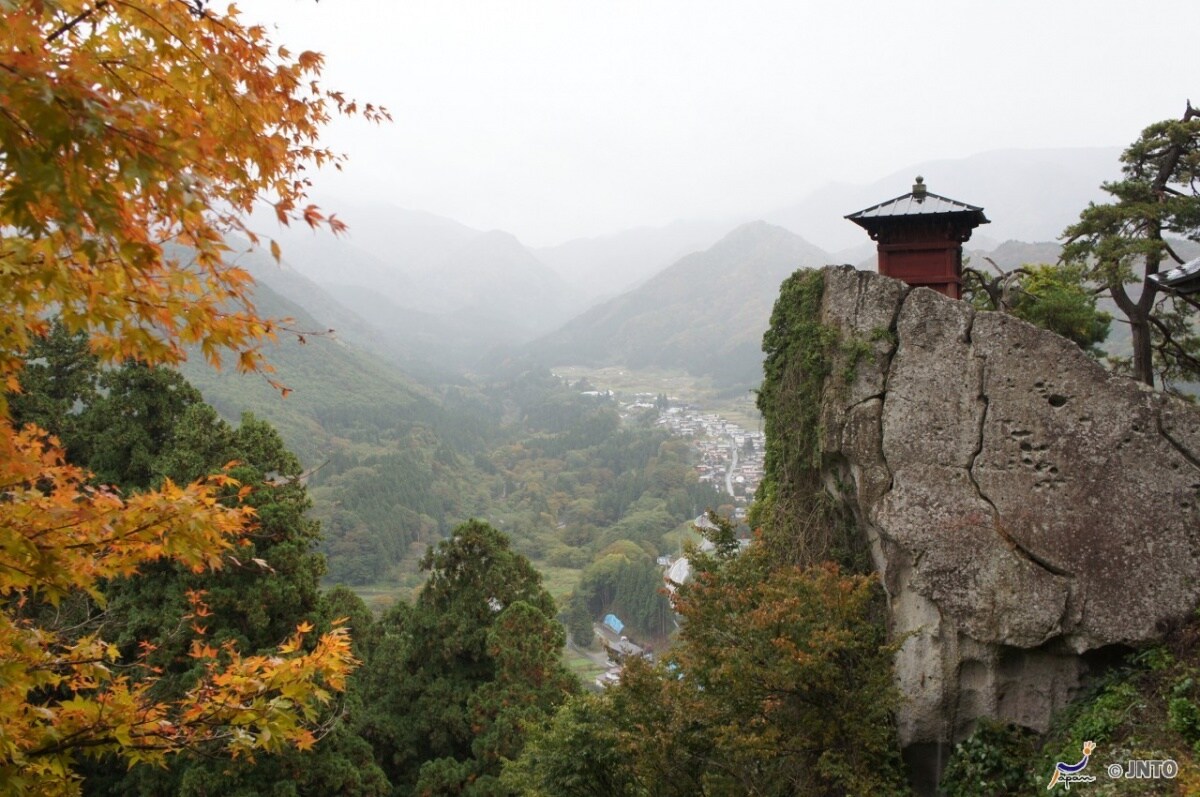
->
[[261, 205, 583, 369], [528, 222, 830, 390], [240, 145, 1133, 377], [765, 147, 1122, 252], [535, 219, 733, 306], [413, 229, 576, 334]]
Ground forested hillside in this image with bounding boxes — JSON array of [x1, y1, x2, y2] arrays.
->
[[10, 315, 708, 791], [528, 221, 830, 391], [9, 321, 755, 790], [177, 271, 717, 632], [181, 282, 447, 459]]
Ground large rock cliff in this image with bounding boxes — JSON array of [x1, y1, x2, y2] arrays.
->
[[812, 266, 1200, 772]]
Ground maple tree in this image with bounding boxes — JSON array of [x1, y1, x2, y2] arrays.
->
[[1, 0, 385, 388], [0, 1, 386, 792]]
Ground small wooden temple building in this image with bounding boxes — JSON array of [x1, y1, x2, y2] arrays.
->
[[846, 177, 989, 299]]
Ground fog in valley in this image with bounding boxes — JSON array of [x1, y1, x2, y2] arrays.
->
[[228, 1, 1199, 387]]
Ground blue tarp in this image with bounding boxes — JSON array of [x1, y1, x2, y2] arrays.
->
[[602, 613, 624, 634]]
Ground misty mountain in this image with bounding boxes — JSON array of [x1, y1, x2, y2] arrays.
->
[[832, 241, 877, 267], [414, 229, 578, 334], [244, 239, 547, 378], [535, 218, 734, 307], [273, 232, 418, 303], [235, 245, 384, 349], [330, 227, 582, 368], [222, 243, 456, 381], [239, 146, 1138, 381], [529, 221, 831, 390], [273, 201, 478, 286], [179, 276, 442, 465], [260, 203, 583, 368], [767, 147, 1122, 253], [315, 284, 529, 373]]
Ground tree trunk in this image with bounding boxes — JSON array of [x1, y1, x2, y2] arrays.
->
[[1108, 280, 1156, 387], [1129, 312, 1155, 386]]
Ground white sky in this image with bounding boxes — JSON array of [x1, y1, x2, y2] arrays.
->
[[246, 0, 1200, 247]]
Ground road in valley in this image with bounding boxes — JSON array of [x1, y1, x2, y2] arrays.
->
[[725, 437, 738, 496]]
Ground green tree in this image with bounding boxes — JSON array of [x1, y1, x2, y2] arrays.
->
[[8, 320, 98, 455], [964, 262, 1112, 353], [631, 555, 905, 795], [162, 589, 391, 797], [10, 345, 387, 796], [84, 407, 326, 685], [9, 339, 374, 795], [565, 595, 595, 648], [510, 550, 908, 796], [1062, 104, 1200, 387], [1011, 264, 1112, 353], [80, 362, 204, 489], [77, 396, 374, 795], [360, 520, 576, 795], [612, 556, 671, 639], [500, 694, 644, 797]]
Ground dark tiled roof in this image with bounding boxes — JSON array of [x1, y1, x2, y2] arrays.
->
[[1149, 256, 1200, 295], [846, 177, 989, 227], [846, 191, 987, 220]]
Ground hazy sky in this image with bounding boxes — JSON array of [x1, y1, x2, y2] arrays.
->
[[248, 0, 1200, 247]]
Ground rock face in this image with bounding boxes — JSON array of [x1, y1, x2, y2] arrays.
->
[[816, 266, 1200, 763]]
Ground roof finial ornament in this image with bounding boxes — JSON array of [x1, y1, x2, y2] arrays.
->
[[913, 175, 927, 202]]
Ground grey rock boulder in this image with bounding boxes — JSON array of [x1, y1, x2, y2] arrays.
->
[[816, 266, 1200, 749]]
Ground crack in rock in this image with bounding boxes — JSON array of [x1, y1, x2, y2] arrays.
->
[[964, 318, 1073, 582], [1158, 406, 1200, 472], [875, 284, 911, 502], [848, 393, 886, 411], [962, 310, 998, 517]]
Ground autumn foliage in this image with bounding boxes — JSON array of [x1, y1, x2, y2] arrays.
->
[[0, 0, 386, 388], [0, 1, 384, 792], [505, 545, 908, 796]]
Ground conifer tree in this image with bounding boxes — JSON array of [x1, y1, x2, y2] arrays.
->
[[360, 520, 576, 795], [1062, 104, 1200, 387]]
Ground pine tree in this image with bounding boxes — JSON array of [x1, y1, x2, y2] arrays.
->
[[360, 520, 577, 795], [1062, 104, 1200, 388]]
